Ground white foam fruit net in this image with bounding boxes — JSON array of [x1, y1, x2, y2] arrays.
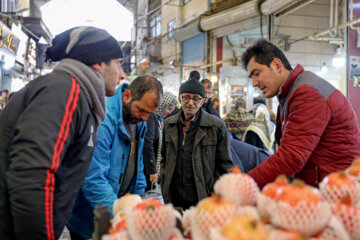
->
[[209, 210, 262, 240], [102, 230, 131, 240], [125, 204, 176, 240], [319, 181, 360, 204], [268, 228, 306, 240], [181, 207, 195, 230], [309, 215, 351, 240], [345, 169, 360, 183], [257, 193, 276, 219], [214, 173, 259, 206], [168, 228, 185, 240], [350, 174, 360, 183], [330, 203, 360, 240], [209, 226, 229, 240], [113, 194, 142, 217], [191, 205, 239, 240], [270, 200, 331, 236], [236, 206, 260, 220], [112, 213, 125, 229]]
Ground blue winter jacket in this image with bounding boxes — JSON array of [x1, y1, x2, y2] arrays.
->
[[67, 84, 147, 238]]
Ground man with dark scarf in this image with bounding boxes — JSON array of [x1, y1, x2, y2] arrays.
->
[[0, 26, 125, 240]]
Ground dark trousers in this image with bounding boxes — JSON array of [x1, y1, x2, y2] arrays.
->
[[69, 229, 86, 240], [171, 189, 198, 211]]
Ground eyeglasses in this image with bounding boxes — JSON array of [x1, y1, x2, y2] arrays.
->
[[181, 95, 202, 104]]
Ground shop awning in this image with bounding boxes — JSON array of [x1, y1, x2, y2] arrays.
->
[[210, 16, 260, 38], [174, 20, 202, 42], [199, 0, 259, 32], [174, 0, 314, 42], [21, 17, 53, 43]]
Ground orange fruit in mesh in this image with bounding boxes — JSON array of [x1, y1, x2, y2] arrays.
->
[[220, 215, 269, 240], [275, 179, 323, 207]]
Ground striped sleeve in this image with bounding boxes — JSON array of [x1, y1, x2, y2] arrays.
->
[[7, 77, 80, 240]]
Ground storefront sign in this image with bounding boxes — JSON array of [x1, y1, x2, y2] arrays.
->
[[0, 21, 19, 56]]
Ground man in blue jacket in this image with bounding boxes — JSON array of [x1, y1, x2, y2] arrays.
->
[[67, 76, 163, 239]]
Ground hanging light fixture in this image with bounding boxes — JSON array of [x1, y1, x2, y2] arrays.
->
[[317, 62, 328, 76], [210, 74, 218, 83], [332, 45, 345, 68]]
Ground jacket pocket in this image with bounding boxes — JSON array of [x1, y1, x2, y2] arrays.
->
[[201, 139, 216, 156]]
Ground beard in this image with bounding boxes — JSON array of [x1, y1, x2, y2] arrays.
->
[[123, 101, 142, 124]]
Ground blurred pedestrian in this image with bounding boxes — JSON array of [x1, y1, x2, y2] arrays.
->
[[143, 91, 177, 190], [212, 96, 220, 113], [243, 103, 275, 154], [0, 89, 9, 109], [200, 78, 220, 117], [224, 98, 253, 141]]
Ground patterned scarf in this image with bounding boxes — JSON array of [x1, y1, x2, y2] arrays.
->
[[244, 103, 275, 153], [155, 92, 177, 176]]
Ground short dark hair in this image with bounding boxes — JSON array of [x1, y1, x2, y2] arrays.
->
[[241, 40, 293, 71], [2, 89, 8, 94], [200, 79, 212, 88], [127, 75, 163, 105]]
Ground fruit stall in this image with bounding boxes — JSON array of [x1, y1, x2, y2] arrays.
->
[[98, 158, 360, 240]]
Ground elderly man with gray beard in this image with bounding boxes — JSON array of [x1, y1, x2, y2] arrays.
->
[[160, 71, 233, 210]]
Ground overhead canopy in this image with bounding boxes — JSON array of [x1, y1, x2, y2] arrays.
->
[[174, 0, 314, 42], [199, 0, 259, 32], [210, 16, 261, 38], [21, 17, 53, 43], [174, 21, 202, 42]]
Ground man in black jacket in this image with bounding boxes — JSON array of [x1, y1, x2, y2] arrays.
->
[[161, 71, 233, 210], [0, 26, 125, 240]]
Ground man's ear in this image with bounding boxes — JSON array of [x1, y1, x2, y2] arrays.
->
[[91, 62, 105, 74], [272, 58, 283, 73], [122, 89, 132, 104], [178, 95, 182, 104]]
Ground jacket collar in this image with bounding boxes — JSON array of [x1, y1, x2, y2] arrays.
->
[[167, 108, 213, 126], [278, 64, 304, 99]]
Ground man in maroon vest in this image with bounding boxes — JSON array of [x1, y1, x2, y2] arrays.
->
[[242, 40, 360, 188]]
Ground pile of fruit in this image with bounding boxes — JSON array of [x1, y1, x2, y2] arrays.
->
[[102, 159, 360, 240]]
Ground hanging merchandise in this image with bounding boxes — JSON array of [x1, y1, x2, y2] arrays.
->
[[137, 58, 150, 74]]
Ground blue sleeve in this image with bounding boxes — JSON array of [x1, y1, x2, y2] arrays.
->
[[82, 114, 118, 216]]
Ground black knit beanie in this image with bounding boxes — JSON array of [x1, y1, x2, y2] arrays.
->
[[45, 26, 123, 66], [179, 70, 205, 97]]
